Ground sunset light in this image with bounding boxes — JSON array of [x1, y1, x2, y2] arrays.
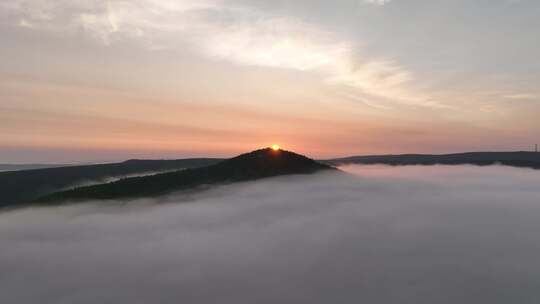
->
[[2, 1, 540, 303]]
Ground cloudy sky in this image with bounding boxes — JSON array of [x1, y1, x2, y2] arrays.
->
[[1, 0, 539, 162]]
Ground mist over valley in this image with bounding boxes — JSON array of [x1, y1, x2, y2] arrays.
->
[[2, 164, 540, 303]]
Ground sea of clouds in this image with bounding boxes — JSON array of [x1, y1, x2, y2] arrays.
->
[[1, 164, 540, 304]]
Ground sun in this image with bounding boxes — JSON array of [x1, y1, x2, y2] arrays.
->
[[271, 144, 281, 151]]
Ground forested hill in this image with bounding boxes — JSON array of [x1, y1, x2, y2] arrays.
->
[[0, 158, 222, 208], [38, 148, 334, 204]]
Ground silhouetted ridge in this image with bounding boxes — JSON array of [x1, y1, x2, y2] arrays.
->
[[0, 158, 222, 208], [37, 148, 334, 203], [324, 152, 540, 169], [213, 148, 331, 178]]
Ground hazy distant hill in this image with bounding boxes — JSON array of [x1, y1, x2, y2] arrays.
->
[[0, 164, 70, 172], [38, 148, 333, 204], [325, 152, 540, 169], [0, 158, 222, 208]]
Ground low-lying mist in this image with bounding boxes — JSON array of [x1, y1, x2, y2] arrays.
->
[[1, 165, 540, 304]]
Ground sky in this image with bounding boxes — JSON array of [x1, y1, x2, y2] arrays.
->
[[1, 0, 539, 163]]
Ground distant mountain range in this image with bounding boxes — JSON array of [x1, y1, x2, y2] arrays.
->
[[1, 150, 539, 209], [324, 152, 540, 169]]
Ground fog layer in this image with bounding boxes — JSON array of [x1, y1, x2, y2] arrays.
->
[[1, 165, 540, 304]]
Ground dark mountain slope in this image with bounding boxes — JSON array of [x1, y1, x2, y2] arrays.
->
[[0, 158, 222, 208], [325, 152, 540, 169], [38, 148, 334, 204]]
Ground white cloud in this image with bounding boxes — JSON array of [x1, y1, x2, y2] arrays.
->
[[364, 0, 392, 5]]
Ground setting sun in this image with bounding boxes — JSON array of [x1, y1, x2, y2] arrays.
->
[[271, 144, 280, 151]]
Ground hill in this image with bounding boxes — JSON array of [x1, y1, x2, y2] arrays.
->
[[37, 148, 334, 204], [0, 164, 70, 172], [325, 152, 540, 169], [0, 158, 222, 208]]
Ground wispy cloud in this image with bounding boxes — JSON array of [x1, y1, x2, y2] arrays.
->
[[198, 16, 427, 104], [200, 17, 350, 71], [2, 0, 428, 106], [503, 94, 537, 100]]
